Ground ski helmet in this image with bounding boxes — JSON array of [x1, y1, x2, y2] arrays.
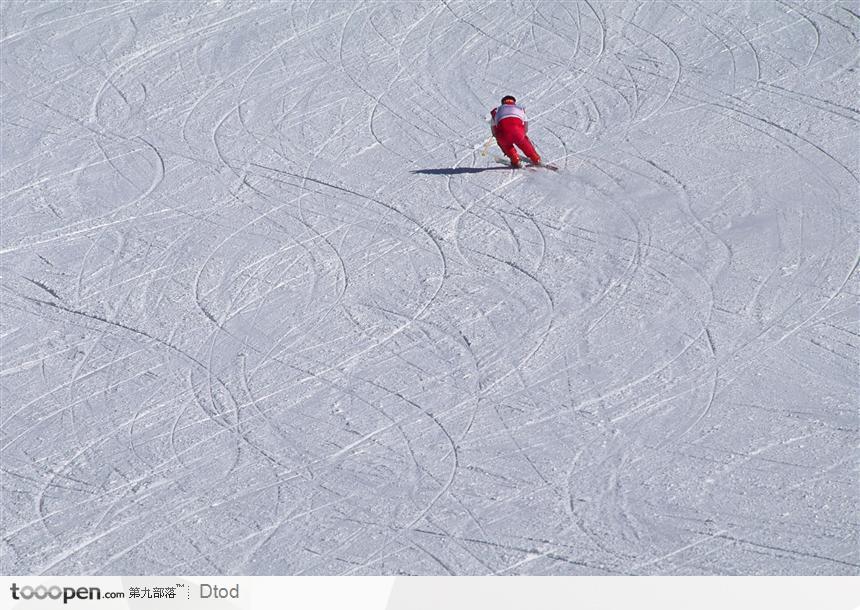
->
[[501, 95, 516, 105]]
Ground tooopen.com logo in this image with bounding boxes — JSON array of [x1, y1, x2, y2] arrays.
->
[[10, 583, 123, 604]]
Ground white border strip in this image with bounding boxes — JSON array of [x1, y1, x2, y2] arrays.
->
[[0, 576, 857, 609]]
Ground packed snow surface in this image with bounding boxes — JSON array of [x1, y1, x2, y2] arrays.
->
[[1, 1, 858, 575]]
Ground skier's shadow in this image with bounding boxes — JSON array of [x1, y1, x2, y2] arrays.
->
[[411, 167, 509, 175]]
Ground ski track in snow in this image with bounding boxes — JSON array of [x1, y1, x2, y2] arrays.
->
[[1, 1, 857, 576]]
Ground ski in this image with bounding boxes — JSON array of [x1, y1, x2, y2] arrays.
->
[[493, 156, 559, 171]]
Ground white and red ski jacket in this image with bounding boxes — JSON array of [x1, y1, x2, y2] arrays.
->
[[491, 103, 528, 135]]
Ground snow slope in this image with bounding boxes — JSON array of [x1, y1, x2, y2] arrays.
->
[[1, 1, 857, 575]]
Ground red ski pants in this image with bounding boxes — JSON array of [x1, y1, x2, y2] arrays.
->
[[494, 118, 540, 164]]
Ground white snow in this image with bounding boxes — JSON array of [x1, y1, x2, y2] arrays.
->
[[1, 1, 857, 575]]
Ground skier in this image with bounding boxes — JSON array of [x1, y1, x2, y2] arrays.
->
[[490, 95, 541, 169]]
